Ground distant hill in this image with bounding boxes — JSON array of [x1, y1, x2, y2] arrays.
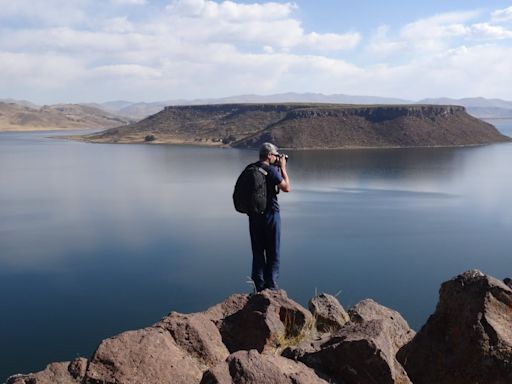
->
[[86, 93, 412, 120], [4, 94, 512, 128], [0, 98, 39, 109], [165, 92, 412, 106], [0, 102, 133, 132], [87, 94, 512, 120], [77, 103, 510, 149]]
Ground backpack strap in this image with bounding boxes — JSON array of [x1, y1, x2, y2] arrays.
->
[[257, 167, 268, 176]]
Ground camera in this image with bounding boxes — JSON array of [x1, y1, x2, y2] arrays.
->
[[274, 153, 289, 167]]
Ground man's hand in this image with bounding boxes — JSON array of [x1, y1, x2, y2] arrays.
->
[[278, 155, 287, 169], [277, 155, 290, 192]]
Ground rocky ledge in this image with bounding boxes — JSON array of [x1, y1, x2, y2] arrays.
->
[[75, 103, 511, 149], [7, 270, 512, 384]]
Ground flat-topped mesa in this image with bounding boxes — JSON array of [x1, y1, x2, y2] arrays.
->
[[283, 104, 465, 119], [78, 103, 510, 148]]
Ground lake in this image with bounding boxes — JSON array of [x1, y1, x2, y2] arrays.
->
[[1, 120, 512, 380]]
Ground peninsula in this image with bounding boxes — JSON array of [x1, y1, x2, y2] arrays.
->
[[75, 103, 510, 149]]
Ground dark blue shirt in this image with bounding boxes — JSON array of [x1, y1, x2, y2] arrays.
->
[[257, 161, 283, 212]]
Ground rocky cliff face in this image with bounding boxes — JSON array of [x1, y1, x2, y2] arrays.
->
[[79, 103, 510, 148], [7, 270, 512, 384]]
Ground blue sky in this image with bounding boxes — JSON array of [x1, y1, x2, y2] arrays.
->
[[1, 0, 512, 103]]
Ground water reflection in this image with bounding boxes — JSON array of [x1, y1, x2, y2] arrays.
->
[[1, 125, 512, 380]]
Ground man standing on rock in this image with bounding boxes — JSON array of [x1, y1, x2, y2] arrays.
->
[[249, 142, 291, 292]]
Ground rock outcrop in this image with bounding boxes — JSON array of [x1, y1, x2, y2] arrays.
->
[[286, 298, 415, 384], [7, 358, 87, 384], [201, 350, 329, 384], [7, 270, 512, 384], [77, 103, 511, 148], [397, 270, 512, 384], [219, 289, 313, 354], [308, 293, 350, 333]]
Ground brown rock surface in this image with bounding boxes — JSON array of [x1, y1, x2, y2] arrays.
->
[[299, 321, 412, 384], [309, 293, 350, 333], [203, 293, 250, 325], [154, 311, 230, 368], [288, 299, 414, 384], [397, 269, 512, 384], [200, 349, 328, 384], [349, 298, 415, 352], [6, 359, 86, 384], [220, 289, 313, 354], [84, 327, 203, 384]]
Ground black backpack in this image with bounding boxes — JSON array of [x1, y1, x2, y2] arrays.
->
[[233, 163, 268, 214]]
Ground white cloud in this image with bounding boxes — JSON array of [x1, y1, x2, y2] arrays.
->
[[0, 0, 88, 25], [367, 25, 408, 57], [0, 51, 87, 89], [111, 0, 147, 4], [471, 23, 512, 39], [102, 17, 135, 33], [304, 32, 361, 51], [160, 1, 358, 52], [1, 2, 512, 103], [491, 6, 512, 23], [400, 11, 477, 42], [166, 0, 296, 21], [94, 64, 162, 78]]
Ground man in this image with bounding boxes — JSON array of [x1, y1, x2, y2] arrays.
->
[[249, 142, 291, 292]]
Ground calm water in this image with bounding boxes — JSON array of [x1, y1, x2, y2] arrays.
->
[[1, 121, 512, 380]]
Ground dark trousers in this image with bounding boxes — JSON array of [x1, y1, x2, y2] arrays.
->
[[248, 210, 281, 292]]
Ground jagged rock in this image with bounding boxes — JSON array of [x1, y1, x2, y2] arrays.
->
[[220, 289, 313, 353], [68, 357, 88, 380], [204, 293, 250, 325], [503, 277, 512, 289], [308, 293, 350, 333], [154, 311, 230, 368], [288, 299, 414, 384], [349, 298, 415, 352], [299, 320, 412, 384], [84, 326, 203, 384], [397, 269, 512, 384], [6, 359, 86, 384], [200, 349, 329, 384]]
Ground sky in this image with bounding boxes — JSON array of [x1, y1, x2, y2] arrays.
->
[[1, 0, 512, 104]]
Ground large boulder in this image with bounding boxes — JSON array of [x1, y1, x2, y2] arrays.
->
[[397, 269, 512, 384], [84, 327, 203, 384], [349, 298, 415, 353], [298, 321, 412, 384], [154, 311, 230, 368], [308, 293, 349, 333], [204, 293, 250, 326], [200, 349, 329, 384], [287, 299, 414, 384], [220, 289, 313, 353], [6, 358, 87, 384]]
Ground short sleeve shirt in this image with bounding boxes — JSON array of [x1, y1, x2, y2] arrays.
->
[[258, 161, 284, 212]]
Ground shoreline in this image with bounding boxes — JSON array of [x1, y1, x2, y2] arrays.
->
[[58, 133, 512, 151]]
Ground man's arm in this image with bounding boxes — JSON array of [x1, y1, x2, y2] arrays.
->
[[277, 157, 291, 192]]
